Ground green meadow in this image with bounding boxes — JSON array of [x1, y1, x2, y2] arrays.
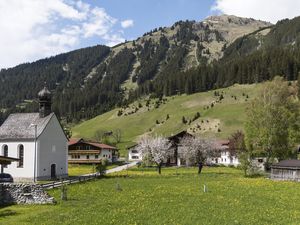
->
[[1, 167, 300, 225], [68, 162, 126, 176], [72, 83, 262, 156]]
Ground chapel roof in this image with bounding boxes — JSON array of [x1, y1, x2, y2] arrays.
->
[[0, 112, 54, 140]]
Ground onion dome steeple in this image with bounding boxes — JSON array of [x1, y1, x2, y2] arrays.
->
[[38, 83, 52, 118]]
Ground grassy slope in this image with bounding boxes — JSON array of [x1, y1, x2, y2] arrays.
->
[[72, 83, 262, 155], [2, 167, 300, 225]]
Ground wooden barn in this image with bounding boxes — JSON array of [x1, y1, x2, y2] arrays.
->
[[271, 160, 300, 181]]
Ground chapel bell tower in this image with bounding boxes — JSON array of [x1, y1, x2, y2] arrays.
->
[[38, 84, 52, 118]]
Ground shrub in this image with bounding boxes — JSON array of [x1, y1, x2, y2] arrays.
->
[[96, 159, 108, 176], [117, 110, 123, 116]]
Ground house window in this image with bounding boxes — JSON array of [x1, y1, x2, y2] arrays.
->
[[74, 154, 80, 159], [2, 144, 8, 156], [132, 156, 139, 159], [86, 155, 89, 159], [131, 150, 138, 153], [95, 155, 99, 159], [18, 145, 24, 168], [2, 145, 8, 168], [258, 158, 264, 163]]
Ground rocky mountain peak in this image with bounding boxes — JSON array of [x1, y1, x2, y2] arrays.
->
[[204, 14, 272, 26]]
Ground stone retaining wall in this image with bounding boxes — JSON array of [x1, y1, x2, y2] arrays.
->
[[0, 183, 56, 205]]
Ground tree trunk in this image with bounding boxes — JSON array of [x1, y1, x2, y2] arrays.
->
[[244, 168, 247, 177], [198, 162, 203, 174], [158, 164, 162, 174], [265, 154, 272, 172]]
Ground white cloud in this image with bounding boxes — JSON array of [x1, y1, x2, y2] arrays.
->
[[121, 19, 134, 28], [212, 0, 300, 24], [82, 7, 117, 38], [0, 0, 132, 69]]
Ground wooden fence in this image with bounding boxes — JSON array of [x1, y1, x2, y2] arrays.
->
[[41, 173, 100, 190], [40, 162, 138, 190]]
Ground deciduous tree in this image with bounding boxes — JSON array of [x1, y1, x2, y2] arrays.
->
[[137, 135, 172, 174], [228, 131, 251, 176], [112, 129, 122, 143], [179, 136, 215, 174], [245, 76, 300, 170]]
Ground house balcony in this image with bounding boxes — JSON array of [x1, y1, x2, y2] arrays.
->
[[68, 159, 102, 164], [68, 150, 100, 154]]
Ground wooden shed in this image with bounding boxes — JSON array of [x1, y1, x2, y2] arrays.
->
[[271, 160, 300, 181]]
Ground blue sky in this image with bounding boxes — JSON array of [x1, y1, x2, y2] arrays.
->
[[0, 0, 300, 69], [89, 0, 216, 42]]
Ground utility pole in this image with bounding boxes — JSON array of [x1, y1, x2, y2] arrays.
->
[[30, 124, 37, 183]]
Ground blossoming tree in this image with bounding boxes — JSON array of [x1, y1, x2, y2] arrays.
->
[[179, 136, 215, 174], [137, 135, 172, 174]]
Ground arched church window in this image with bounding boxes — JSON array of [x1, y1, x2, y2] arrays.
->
[[18, 144, 24, 168], [2, 145, 8, 168]]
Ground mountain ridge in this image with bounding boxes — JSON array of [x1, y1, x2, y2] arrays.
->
[[0, 14, 297, 125]]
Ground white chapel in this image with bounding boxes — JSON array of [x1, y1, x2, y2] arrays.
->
[[0, 85, 68, 181]]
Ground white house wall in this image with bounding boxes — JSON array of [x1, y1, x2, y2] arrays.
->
[[1, 141, 35, 180], [128, 149, 142, 161], [100, 149, 113, 162], [38, 115, 68, 180]]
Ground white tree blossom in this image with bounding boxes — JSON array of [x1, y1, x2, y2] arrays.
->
[[179, 136, 215, 174], [136, 135, 172, 174]]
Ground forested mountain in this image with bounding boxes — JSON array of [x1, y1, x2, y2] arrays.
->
[[1, 14, 300, 124]]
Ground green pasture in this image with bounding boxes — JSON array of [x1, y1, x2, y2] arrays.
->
[[1, 166, 300, 225], [72, 83, 262, 156]]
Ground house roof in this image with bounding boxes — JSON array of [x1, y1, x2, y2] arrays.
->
[[68, 139, 117, 150], [214, 140, 229, 150], [68, 138, 83, 145], [0, 113, 54, 140], [168, 131, 194, 140], [126, 144, 138, 150], [272, 160, 300, 168], [216, 140, 230, 146], [87, 141, 117, 150]]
